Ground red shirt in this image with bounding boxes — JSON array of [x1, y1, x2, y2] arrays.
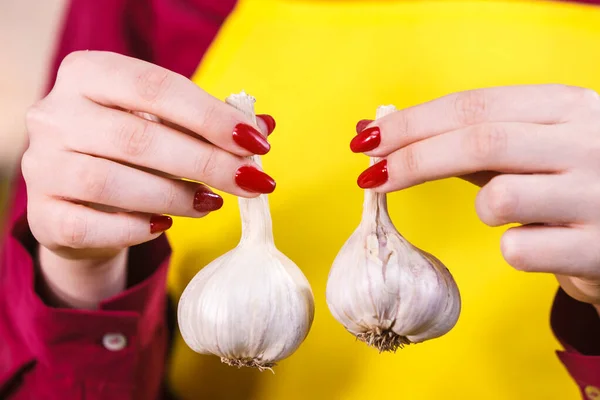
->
[[1, 1, 599, 399]]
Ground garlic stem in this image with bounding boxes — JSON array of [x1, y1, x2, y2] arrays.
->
[[360, 105, 409, 349], [361, 106, 396, 230], [226, 93, 275, 247]]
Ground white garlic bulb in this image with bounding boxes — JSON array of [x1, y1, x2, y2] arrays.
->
[[326, 105, 461, 352], [177, 92, 315, 371]]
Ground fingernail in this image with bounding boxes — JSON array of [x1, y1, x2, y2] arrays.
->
[[357, 160, 388, 189], [194, 187, 224, 212], [356, 119, 374, 134], [150, 215, 173, 234], [232, 123, 270, 154], [350, 126, 381, 153], [257, 114, 276, 135], [235, 166, 276, 193]]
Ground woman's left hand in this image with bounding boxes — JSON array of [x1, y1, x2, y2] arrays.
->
[[352, 84, 600, 307]]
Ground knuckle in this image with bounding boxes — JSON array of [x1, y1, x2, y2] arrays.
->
[[192, 146, 219, 179], [20, 150, 38, 183], [161, 184, 179, 210], [57, 51, 89, 81], [393, 110, 413, 138], [77, 161, 113, 203], [115, 216, 135, 247], [579, 88, 600, 106], [197, 101, 219, 133], [567, 85, 600, 106], [114, 119, 155, 157], [58, 209, 88, 248], [135, 66, 171, 104], [454, 90, 489, 125], [560, 85, 600, 118], [25, 100, 52, 135], [27, 204, 53, 250], [401, 146, 420, 174], [485, 180, 517, 223], [465, 124, 507, 161]]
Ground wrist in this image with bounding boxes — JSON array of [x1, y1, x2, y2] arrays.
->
[[37, 245, 128, 309]]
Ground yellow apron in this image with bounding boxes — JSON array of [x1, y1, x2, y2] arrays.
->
[[166, 1, 600, 398]]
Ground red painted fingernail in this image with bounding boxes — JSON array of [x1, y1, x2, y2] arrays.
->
[[356, 119, 374, 134], [232, 123, 270, 155], [350, 126, 381, 153], [235, 166, 276, 193], [194, 187, 224, 212], [150, 215, 173, 234], [257, 114, 276, 135], [357, 160, 388, 189]]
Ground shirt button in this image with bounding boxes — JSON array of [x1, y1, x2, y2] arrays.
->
[[585, 386, 600, 400], [102, 333, 128, 352]]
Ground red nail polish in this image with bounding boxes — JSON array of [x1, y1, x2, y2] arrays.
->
[[150, 215, 173, 234], [194, 187, 224, 212], [257, 114, 276, 135], [232, 123, 270, 154], [235, 166, 276, 193], [357, 160, 388, 189], [350, 126, 381, 153], [355, 119, 374, 134]]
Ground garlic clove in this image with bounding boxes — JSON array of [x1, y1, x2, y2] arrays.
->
[[177, 92, 315, 371]]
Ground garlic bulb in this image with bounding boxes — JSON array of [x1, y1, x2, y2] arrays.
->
[[177, 92, 315, 371], [326, 105, 461, 352]]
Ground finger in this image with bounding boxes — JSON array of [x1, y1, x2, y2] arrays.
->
[[475, 174, 589, 227], [37, 152, 223, 217], [161, 113, 275, 138], [31, 198, 173, 251], [60, 103, 275, 196], [257, 114, 276, 136], [501, 224, 600, 279], [358, 122, 568, 191], [57, 51, 271, 156], [355, 119, 373, 134], [354, 85, 599, 156]]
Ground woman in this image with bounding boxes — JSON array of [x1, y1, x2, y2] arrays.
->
[[1, 0, 599, 399]]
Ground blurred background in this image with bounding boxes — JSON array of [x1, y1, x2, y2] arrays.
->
[[0, 0, 67, 225]]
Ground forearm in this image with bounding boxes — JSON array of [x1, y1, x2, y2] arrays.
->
[[37, 245, 128, 309]]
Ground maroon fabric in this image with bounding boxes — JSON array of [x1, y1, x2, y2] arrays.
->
[[1, 0, 600, 399], [552, 289, 600, 397]]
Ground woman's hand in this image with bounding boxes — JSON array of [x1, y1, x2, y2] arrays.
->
[[23, 51, 276, 307], [352, 84, 600, 308]]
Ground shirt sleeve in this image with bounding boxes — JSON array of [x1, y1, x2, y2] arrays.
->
[[551, 287, 600, 399], [125, 0, 238, 78], [0, 196, 173, 399]]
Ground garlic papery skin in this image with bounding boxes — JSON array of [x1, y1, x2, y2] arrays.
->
[[177, 92, 315, 371], [325, 105, 461, 352]]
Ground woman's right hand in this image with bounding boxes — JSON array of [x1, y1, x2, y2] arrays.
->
[[22, 51, 275, 304]]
